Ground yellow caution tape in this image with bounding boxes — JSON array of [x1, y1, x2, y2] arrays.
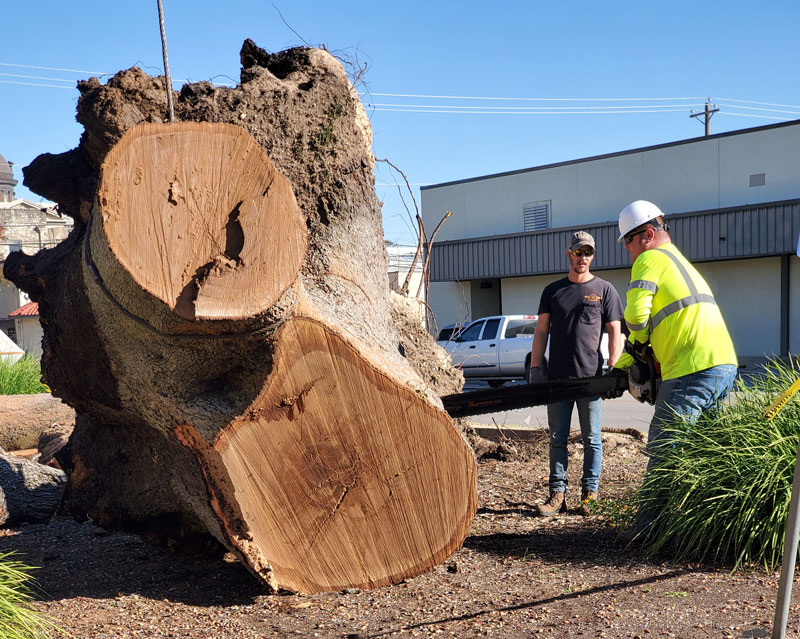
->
[[764, 377, 800, 421]]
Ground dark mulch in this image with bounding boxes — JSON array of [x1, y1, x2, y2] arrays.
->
[[0, 432, 792, 638]]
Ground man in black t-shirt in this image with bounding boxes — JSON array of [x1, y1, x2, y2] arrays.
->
[[529, 231, 624, 516]]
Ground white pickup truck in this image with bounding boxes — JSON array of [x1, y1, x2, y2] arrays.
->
[[440, 315, 539, 388], [440, 314, 610, 387]]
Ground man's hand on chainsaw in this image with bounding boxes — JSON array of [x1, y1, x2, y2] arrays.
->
[[601, 368, 628, 399]]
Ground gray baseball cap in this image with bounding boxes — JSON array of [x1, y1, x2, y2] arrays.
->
[[569, 231, 595, 251]]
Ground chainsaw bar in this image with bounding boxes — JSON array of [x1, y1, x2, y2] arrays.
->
[[441, 374, 629, 419]]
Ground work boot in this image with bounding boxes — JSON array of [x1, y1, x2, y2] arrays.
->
[[577, 490, 598, 516], [536, 491, 566, 517]]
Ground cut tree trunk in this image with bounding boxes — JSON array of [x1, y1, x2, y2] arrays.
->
[[0, 449, 66, 526], [0, 394, 75, 451], [6, 43, 475, 594]]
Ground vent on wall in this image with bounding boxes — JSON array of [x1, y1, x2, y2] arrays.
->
[[523, 201, 550, 231], [749, 173, 766, 187]]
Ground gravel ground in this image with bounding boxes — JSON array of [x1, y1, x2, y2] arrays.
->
[[1, 430, 797, 638]]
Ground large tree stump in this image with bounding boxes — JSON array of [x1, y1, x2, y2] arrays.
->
[[5, 43, 476, 593]]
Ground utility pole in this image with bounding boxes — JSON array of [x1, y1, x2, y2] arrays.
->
[[690, 98, 719, 136]]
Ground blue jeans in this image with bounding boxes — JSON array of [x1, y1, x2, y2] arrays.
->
[[636, 363, 738, 530], [546, 396, 602, 494], [646, 364, 738, 464]]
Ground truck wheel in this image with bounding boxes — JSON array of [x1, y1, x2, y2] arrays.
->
[[488, 380, 506, 388]]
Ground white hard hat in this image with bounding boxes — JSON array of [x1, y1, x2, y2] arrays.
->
[[617, 200, 664, 242]]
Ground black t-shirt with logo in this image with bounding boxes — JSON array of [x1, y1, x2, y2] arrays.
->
[[537, 276, 624, 380]]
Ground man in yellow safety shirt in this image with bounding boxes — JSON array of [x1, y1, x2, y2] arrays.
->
[[612, 200, 738, 540]]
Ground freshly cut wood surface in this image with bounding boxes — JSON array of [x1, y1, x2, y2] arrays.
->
[[213, 317, 477, 593], [96, 122, 308, 321]]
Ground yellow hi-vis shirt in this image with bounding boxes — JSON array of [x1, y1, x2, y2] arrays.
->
[[614, 242, 737, 381]]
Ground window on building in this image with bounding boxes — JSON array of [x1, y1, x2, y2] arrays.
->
[[749, 173, 766, 187], [5, 240, 21, 253], [523, 201, 550, 231]]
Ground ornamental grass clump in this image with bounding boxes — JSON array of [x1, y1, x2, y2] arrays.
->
[[0, 552, 56, 638], [637, 358, 800, 570], [0, 355, 48, 395]]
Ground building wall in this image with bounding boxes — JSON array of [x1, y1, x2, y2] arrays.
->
[[0, 203, 72, 259], [693, 257, 780, 358], [422, 123, 800, 243], [14, 317, 42, 356], [0, 280, 21, 319], [791, 257, 800, 355], [428, 281, 471, 333], [432, 257, 783, 359]]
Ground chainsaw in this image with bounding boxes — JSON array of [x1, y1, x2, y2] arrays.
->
[[441, 342, 661, 419]]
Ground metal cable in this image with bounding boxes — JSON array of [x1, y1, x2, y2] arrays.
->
[[156, 0, 175, 122]]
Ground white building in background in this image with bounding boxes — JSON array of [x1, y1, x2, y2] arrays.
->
[[9, 302, 42, 357], [387, 245, 425, 299], [422, 120, 800, 364], [0, 153, 73, 346]]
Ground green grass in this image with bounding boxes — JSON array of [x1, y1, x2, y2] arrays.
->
[[0, 355, 48, 395], [0, 553, 57, 638], [637, 358, 800, 570]]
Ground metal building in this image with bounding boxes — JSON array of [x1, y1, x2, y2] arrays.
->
[[421, 120, 800, 362]]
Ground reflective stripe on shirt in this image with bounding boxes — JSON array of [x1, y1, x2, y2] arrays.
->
[[647, 248, 718, 332], [628, 279, 658, 294]]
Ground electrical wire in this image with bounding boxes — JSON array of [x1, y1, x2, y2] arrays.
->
[[363, 92, 708, 102], [717, 103, 800, 116], [371, 107, 690, 115], [0, 73, 75, 83], [368, 102, 704, 111], [718, 111, 795, 121], [0, 62, 109, 75], [0, 80, 72, 89]]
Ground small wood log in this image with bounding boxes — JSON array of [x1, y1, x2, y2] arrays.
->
[[0, 394, 75, 451], [0, 449, 66, 526]]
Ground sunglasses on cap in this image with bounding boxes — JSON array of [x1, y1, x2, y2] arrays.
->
[[570, 247, 595, 257]]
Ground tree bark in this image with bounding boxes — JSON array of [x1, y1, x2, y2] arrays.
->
[[0, 450, 66, 526], [5, 43, 475, 594]]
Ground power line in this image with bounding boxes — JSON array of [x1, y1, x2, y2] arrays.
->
[[0, 80, 73, 89], [0, 62, 109, 75], [716, 97, 800, 109], [717, 103, 800, 117], [364, 92, 707, 102], [718, 111, 795, 121], [369, 102, 704, 111], [371, 107, 690, 115], [0, 73, 74, 83]]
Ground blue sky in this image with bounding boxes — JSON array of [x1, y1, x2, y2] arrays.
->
[[2, 1, 799, 246]]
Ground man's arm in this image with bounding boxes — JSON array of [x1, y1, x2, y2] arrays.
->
[[605, 320, 623, 368], [530, 313, 550, 369]]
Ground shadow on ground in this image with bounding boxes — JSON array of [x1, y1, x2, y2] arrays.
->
[[0, 518, 263, 606]]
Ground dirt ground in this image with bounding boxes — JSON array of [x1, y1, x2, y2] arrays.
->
[[1, 430, 795, 639]]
